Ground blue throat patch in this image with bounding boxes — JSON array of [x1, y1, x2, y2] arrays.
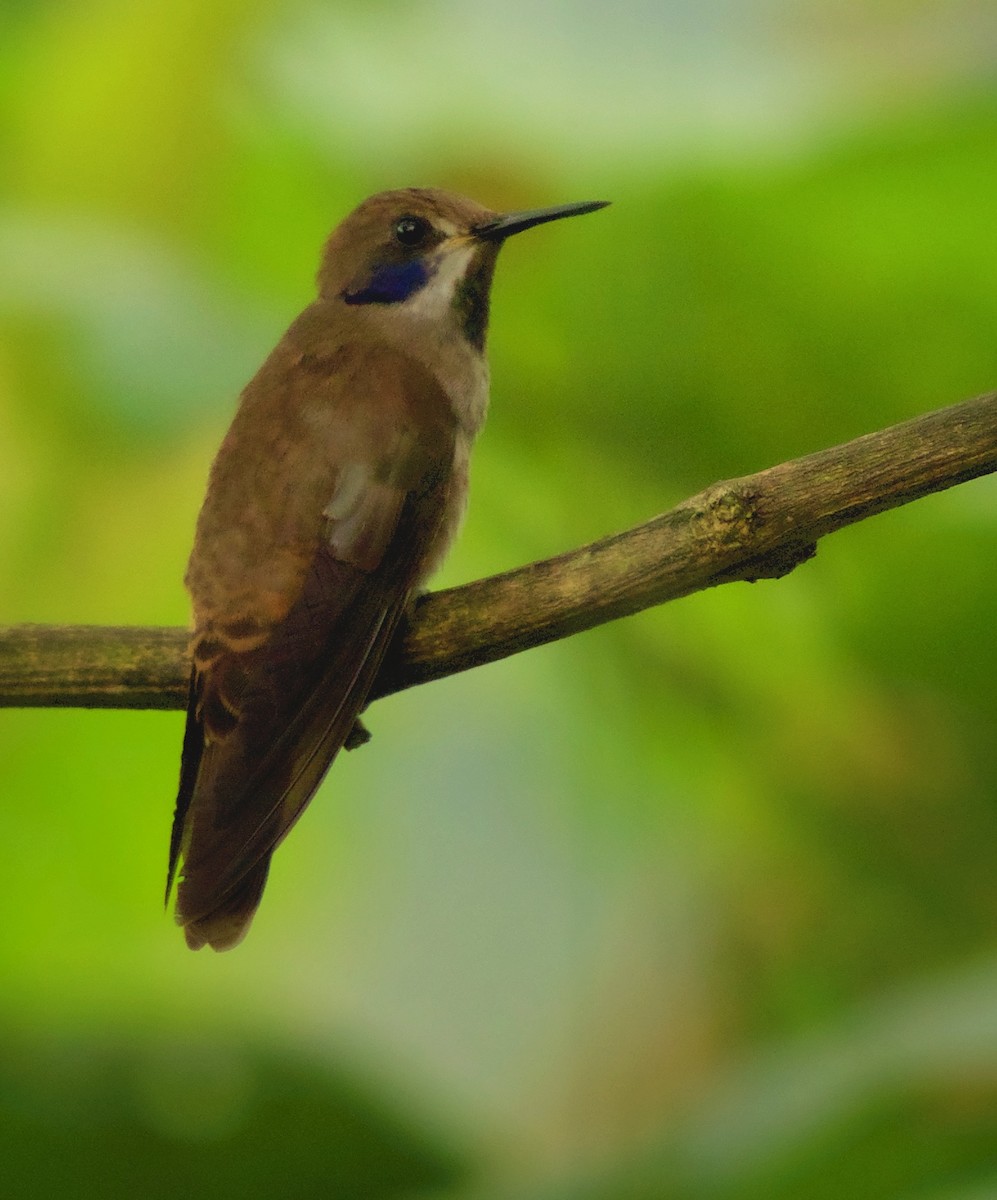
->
[[343, 258, 434, 306]]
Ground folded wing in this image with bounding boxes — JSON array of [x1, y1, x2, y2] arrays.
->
[[169, 332, 456, 949]]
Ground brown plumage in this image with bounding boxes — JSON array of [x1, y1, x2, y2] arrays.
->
[[168, 187, 608, 949]]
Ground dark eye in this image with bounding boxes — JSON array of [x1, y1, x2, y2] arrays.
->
[[394, 215, 431, 247]]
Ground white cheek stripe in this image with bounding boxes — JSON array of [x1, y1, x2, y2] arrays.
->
[[403, 243, 476, 321]]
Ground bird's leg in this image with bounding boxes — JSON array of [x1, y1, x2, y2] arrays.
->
[[344, 718, 371, 751]]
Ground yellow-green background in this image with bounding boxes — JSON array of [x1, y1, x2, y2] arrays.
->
[[2, 2, 996, 1197]]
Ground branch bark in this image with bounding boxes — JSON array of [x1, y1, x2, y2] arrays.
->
[[2, 391, 995, 711]]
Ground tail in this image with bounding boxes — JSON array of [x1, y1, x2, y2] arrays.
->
[[181, 859, 270, 951]]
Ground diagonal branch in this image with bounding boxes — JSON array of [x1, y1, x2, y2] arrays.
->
[[1, 391, 995, 711]]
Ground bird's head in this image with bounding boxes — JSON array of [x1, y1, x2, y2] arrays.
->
[[317, 187, 608, 349]]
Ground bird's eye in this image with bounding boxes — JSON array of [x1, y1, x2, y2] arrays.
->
[[394, 215, 431, 247]]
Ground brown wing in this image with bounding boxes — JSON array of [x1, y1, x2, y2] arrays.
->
[[169, 324, 456, 950]]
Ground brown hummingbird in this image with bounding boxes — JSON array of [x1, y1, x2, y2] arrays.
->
[[167, 187, 608, 950]]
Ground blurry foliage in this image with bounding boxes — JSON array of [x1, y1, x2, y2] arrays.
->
[[1, 1032, 465, 1198], [1, 2, 996, 1198]]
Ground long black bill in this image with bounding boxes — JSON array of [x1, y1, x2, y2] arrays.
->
[[473, 199, 609, 242]]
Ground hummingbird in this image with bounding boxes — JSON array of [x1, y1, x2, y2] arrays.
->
[[167, 187, 608, 950]]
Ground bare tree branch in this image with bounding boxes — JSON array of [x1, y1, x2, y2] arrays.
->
[[1, 391, 995, 711]]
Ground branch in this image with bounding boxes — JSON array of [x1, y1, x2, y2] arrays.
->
[[2, 391, 995, 711]]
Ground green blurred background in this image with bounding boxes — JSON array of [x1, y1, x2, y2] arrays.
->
[[2, 1, 996, 1196]]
